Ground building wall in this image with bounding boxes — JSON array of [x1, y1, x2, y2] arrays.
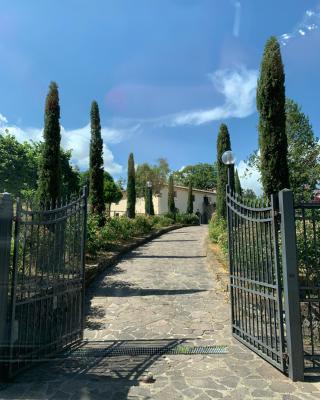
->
[[158, 187, 216, 215], [110, 186, 216, 219]]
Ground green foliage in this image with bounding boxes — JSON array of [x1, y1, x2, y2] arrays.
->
[[0, 131, 39, 195], [187, 182, 193, 214], [242, 189, 257, 201], [257, 37, 289, 197], [127, 153, 136, 218], [38, 81, 62, 204], [216, 123, 232, 220], [247, 98, 320, 201], [168, 174, 176, 214], [0, 129, 80, 199], [176, 213, 199, 225], [208, 214, 228, 254], [172, 163, 217, 190], [285, 99, 320, 201], [234, 169, 242, 196], [151, 215, 174, 228], [135, 158, 169, 197], [104, 171, 123, 206], [89, 101, 105, 225]]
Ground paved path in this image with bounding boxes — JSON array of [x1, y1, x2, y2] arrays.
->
[[1, 226, 320, 399]]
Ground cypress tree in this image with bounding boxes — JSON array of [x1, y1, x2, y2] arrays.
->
[[168, 174, 175, 214], [145, 187, 154, 215], [257, 36, 289, 198], [235, 169, 242, 196], [89, 101, 105, 226], [216, 123, 232, 219], [187, 181, 193, 214], [38, 81, 61, 205], [127, 153, 136, 218]]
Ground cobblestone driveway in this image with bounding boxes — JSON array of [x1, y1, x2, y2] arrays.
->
[[1, 226, 320, 399]]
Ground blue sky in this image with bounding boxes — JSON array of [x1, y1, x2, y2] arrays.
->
[[0, 0, 319, 192]]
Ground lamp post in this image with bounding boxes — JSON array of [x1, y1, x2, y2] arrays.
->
[[146, 181, 152, 215], [222, 150, 235, 191]]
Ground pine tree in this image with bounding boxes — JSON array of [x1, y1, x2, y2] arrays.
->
[[89, 101, 105, 226], [127, 153, 136, 218], [168, 174, 175, 214], [38, 81, 61, 205], [257, 36, 289, 198], [216, 123, 232, 219], [187, 181, 193, 214], [235, 169, 242, 196]]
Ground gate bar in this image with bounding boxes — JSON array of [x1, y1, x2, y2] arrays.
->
[[279, 189, 304, 381]]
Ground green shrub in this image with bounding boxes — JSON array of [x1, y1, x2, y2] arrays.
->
[[176, 213, 200, 225], [209, 214, 228, 254], [132, 215, 153, 235], [87, 214, 103, 254], [151, 215, 174, 228]]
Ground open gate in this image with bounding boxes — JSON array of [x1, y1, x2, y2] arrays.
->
[[226, 187, 286, 371], [0, 188, 87, 379], [226, 186, 305, 381]]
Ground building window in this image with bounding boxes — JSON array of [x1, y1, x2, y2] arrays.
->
[[174, 191, 177, 197]]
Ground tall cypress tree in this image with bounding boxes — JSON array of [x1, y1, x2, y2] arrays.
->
[[187, 181, 193, 214], [168, 174, 175, 214], [89, 101, 105, 226], [127, 153, 136, 218], [38, 81, 61, 205], [216, 123, 232, 220], [257, 36, 289, 198], [235, 169, 242, 196]]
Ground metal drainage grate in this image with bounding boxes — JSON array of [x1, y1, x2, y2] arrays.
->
[[62, 345, 228, 358]]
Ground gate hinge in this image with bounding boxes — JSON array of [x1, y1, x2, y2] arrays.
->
[[283, 352, 289, 364], [272, 210, 281, 219]]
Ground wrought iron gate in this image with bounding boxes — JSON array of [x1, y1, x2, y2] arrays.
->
[[226, 187, 286, 371], [295, 202, 320, 372], [227, 186, 306, 381], [0, 188, 87, 379]]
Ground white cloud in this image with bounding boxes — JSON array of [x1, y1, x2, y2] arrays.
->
[[232, 1, 241, 37], [237, 159, 262, 196], [167, 66, 258, 126], [280, 7, 320, 45], [0, 116, 129, 175], [0, 113, 8, 125]]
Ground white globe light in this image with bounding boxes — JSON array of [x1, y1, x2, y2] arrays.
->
[[222, 150, 235, 165], [146, 181, 152, 188]]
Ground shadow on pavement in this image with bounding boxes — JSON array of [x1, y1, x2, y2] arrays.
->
[[0, 339, 189, 400]]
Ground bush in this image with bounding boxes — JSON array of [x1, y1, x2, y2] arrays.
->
[[151, 215, 174, 229], [209, 214, 228, 254], [176, 213, 200, 225], [132, 215, 153, 235], [87, 214, 103, 254]]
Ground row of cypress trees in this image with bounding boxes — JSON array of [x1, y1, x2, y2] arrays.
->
[[126, 154, 194, 218]]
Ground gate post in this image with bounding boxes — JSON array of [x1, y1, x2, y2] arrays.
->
[[279, 189, 304, 381], [0, 193, 13, 359]]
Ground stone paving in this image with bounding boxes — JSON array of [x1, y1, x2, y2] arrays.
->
[[1, 225, 320, 399]]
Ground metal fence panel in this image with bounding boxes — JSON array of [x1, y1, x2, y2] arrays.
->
[[295, 201, 320, 372]]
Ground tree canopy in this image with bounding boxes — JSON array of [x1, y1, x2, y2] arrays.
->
[[135, 158, 169, 198], [247, 98, 320, 201], [172, 163, 217, 190], [0, 131, 80, 198]]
